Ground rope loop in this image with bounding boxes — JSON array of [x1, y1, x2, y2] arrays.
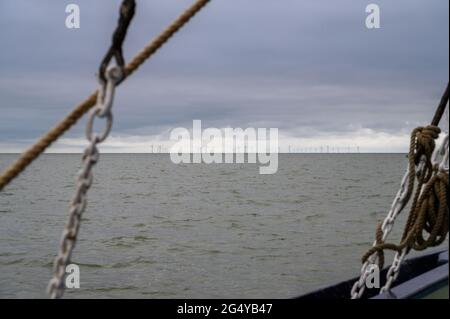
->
[[99, 0, 136, 83]]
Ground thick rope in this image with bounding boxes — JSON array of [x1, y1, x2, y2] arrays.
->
[[0, 0, 211, 191], [362, 125, 448, 268]]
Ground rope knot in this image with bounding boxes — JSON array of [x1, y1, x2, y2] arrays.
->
[[413, 125, 441, 165]]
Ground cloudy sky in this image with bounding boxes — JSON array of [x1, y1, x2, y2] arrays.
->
[[0, 0, 448, 153]]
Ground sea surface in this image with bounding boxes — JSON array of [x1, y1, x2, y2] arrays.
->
[[0, 154, 438, 298]]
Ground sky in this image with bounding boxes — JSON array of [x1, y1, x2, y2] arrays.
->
[[0, 0, 448, 153]]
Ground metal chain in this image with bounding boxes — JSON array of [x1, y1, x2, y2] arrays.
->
[[350, 161, 425, 298], [47, 67, 123, 299], [380, 133, 449, 294], [46, 0, 135, 299], [351, 132, 449, 298]]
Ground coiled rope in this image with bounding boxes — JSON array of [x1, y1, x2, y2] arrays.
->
[[362, 124, 449, 269], [0, 0, 211, 191]]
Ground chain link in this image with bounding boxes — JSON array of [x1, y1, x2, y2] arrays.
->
[[47, 67, 123, 299]]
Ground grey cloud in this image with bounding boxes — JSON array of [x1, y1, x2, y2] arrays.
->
[[0, 0, 448, 151]]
